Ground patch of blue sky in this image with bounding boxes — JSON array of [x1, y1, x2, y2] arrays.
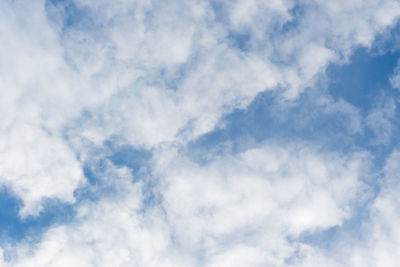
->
[[0, 187, 74, 245], [187, 45, 400, 162], [74, 160, 124, 202], [208, 0, 228, 23], [107, 143, 152, 178], [328, 46, 400, 168], [45, 0, 93, 29], [107, 144, 161, 210], [227, 32, 252, 51], [279, 3, 306, 34], [186, 88, 361, 163], [328, 48, 400, 113]]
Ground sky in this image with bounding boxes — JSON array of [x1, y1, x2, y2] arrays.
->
[[1, 0, 400, 266]]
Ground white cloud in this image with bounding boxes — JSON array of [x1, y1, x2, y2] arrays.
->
[[60, 0, 400, 148], [0, 124, 84, 217], [0, 0, 87, 216], [348, 149, 400, 267], [156, 144, 366, 243], [390, 60, 400, 90], [1, 0, 400, 265], [365, 94, 396, 145], [1, 144, 367, 266]]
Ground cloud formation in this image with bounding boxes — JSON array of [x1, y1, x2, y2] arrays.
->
[[1, 0, 400, 266], [4, 144, 367, 266]]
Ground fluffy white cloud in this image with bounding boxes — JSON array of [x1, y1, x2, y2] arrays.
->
[[1, 0, 400, 265], [155, 144, 367, 265], [1, 144, 367, 266], [0, 124, 84, 217], [58, 0, 400, 150], [0, 0, 87, 216], [349, 149, 400, 267]]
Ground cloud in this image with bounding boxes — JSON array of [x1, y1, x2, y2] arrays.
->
[[365, 94, 396, 145], [1, 0, 400, 265], [2, 143, 367, 266], [0, 0, 87, 216], [348, 149, 400, 267], [60, 0, 400, 149], [0, 124, 84, 217], [390, 59, 400, 90]]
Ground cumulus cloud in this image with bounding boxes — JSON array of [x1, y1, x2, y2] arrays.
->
[[2, 144, 367, 266], [0, 0, 86, 216], [59, 0, 400, 150], [1, 0, 400, 265], [349, 149, 400, 267]]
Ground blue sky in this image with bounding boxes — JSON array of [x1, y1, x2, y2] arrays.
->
[[1, 0, 400, 266]]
